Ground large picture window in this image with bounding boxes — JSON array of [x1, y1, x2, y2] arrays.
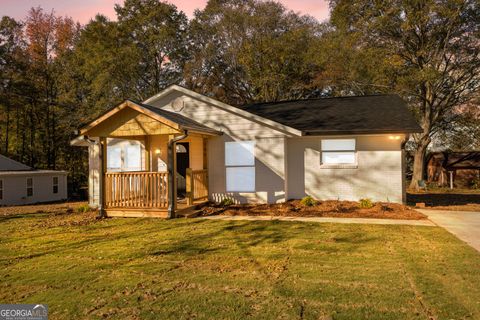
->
[[321, 139, 356, 165], [225, 141, 255, 192], [107, 139, 144, 172]]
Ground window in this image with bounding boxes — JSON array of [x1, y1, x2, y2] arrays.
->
[[107, 146, 122, 171], [107, 139, 144, 172], [26, 177, 33, 197], [321, 139, 356, 165], [125, 144, 142, 170], [225, 141, 255, 192], [0, 179, 3, 200], [53, 177, 59, 194]]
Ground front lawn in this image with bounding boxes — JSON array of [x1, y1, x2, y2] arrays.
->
[[1, 209, 479, 319]]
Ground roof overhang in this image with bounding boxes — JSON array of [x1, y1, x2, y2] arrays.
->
[[303, 129, 422, 136], [77, 100, 222, 139]]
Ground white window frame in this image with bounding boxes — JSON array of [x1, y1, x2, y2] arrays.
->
[[0, 179, 3, 200], [107, 139, 145, 172], [107, 146, 122, 171], [53, 176, 59, 194], [26, 177, 33, 197], [225, 141, 255, 192], [320, 138, 357, 168]]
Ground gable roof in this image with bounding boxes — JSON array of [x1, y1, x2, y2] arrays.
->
[[79, 99, 222, 136], [0, 154, 32, 171], [237, 94, 423, 135], [145, 85, 421, 136], [143, 85, 303, 136], [134, 101, 221, 135]]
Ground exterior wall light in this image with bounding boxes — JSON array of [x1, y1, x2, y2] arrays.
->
[[388, 135, 401, 140]]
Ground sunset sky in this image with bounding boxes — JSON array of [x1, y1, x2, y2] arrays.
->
[[0, 0, 330, 24]]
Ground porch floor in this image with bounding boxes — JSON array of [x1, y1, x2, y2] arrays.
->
[[105, 198, 208, 218]]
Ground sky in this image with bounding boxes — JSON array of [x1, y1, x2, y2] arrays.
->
[[0, 0, 330, 24]]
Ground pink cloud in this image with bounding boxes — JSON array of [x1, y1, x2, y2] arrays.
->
[[0, 0, 330, 24]]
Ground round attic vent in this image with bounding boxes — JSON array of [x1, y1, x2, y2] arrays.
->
[[171, 97, 184, 112]]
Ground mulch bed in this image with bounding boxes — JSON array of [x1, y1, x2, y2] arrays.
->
[[200, 200, 427, 220]]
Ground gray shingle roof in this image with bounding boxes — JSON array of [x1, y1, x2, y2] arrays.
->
[[0, 154, 32, 171], [237, 94, 422, 135]]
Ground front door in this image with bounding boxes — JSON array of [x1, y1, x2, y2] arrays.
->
[[176, 142, 190, 197]]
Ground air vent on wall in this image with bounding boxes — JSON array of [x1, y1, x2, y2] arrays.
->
[[171, 97, 184, 112]]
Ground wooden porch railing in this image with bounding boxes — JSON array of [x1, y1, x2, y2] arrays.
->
[[105, 172, 168, 209], [186, 169, 208, 205]]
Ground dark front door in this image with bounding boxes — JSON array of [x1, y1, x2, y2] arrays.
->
[[176, 142, 190, 196]]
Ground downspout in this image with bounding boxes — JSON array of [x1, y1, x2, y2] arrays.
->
[[401, 134, 410, 204], [167, 130, 189, 219], [82, 135, 106, 218]]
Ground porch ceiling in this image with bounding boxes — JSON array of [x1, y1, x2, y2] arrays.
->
[[79, 100, 222, 138]]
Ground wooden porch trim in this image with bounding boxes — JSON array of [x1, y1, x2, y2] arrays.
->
[[80, 100, 181, 135]]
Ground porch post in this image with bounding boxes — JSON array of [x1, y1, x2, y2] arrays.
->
[[186, 168, 193, 205], [99, 137, 107, 218], [167, 131, 189, 218]]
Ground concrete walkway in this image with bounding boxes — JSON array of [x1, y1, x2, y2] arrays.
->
[[200, 215, 435, 226], [417, 209, 480, 252]]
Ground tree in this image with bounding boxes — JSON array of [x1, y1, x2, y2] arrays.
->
[[0, 16, 28, 157], [329, 0, 480, 189], [24, 7, 80, 168], [115, 0, 189, 99], [185, 0, 322, 105]]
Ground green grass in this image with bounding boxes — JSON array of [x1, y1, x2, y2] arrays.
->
[[1, 212, 480, 319]]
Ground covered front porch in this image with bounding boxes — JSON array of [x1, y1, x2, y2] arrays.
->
[[76, 100, 221, 218]]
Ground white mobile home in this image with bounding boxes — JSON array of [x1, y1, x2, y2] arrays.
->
[[0, 155, 68, 206]]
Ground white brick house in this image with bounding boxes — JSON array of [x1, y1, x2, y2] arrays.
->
[[72, 85, 421, 218]]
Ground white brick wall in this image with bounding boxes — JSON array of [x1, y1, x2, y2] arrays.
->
[[287, 135, 404, 203]]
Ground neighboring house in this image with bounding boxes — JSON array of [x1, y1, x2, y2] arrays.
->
[[427, 151, 480, 188], [0, 154, 68, 206], [71, 85, 421, 218]]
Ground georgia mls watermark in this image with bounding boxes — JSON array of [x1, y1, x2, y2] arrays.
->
[[0, 305, 48, 320]]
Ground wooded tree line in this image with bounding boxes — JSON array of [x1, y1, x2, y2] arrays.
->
[[0, 0, 479, 195]]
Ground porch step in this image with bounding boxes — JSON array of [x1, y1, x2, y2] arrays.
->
[[178, 209, 203, 218], [176, 201, 208, 218]]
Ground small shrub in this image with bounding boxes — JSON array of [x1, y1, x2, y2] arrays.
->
[[76, 204, 91, 213], [220, 198, 235, 207], [470, 178, 480, 189], [359, 198, 374, 209], [300, 196, 318, 207]]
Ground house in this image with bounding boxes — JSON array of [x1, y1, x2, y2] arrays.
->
[[427, 151, 480, 188], [71, 85, 422, 218], [0, 154, 68, 206]]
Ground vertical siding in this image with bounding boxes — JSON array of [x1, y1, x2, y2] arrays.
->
[[208, 136, 286, 204], [149, 135, 169, 172], [287, 135, 404, 203]]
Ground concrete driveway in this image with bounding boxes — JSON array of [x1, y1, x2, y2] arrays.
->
[[418, 209, 480, 252]]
